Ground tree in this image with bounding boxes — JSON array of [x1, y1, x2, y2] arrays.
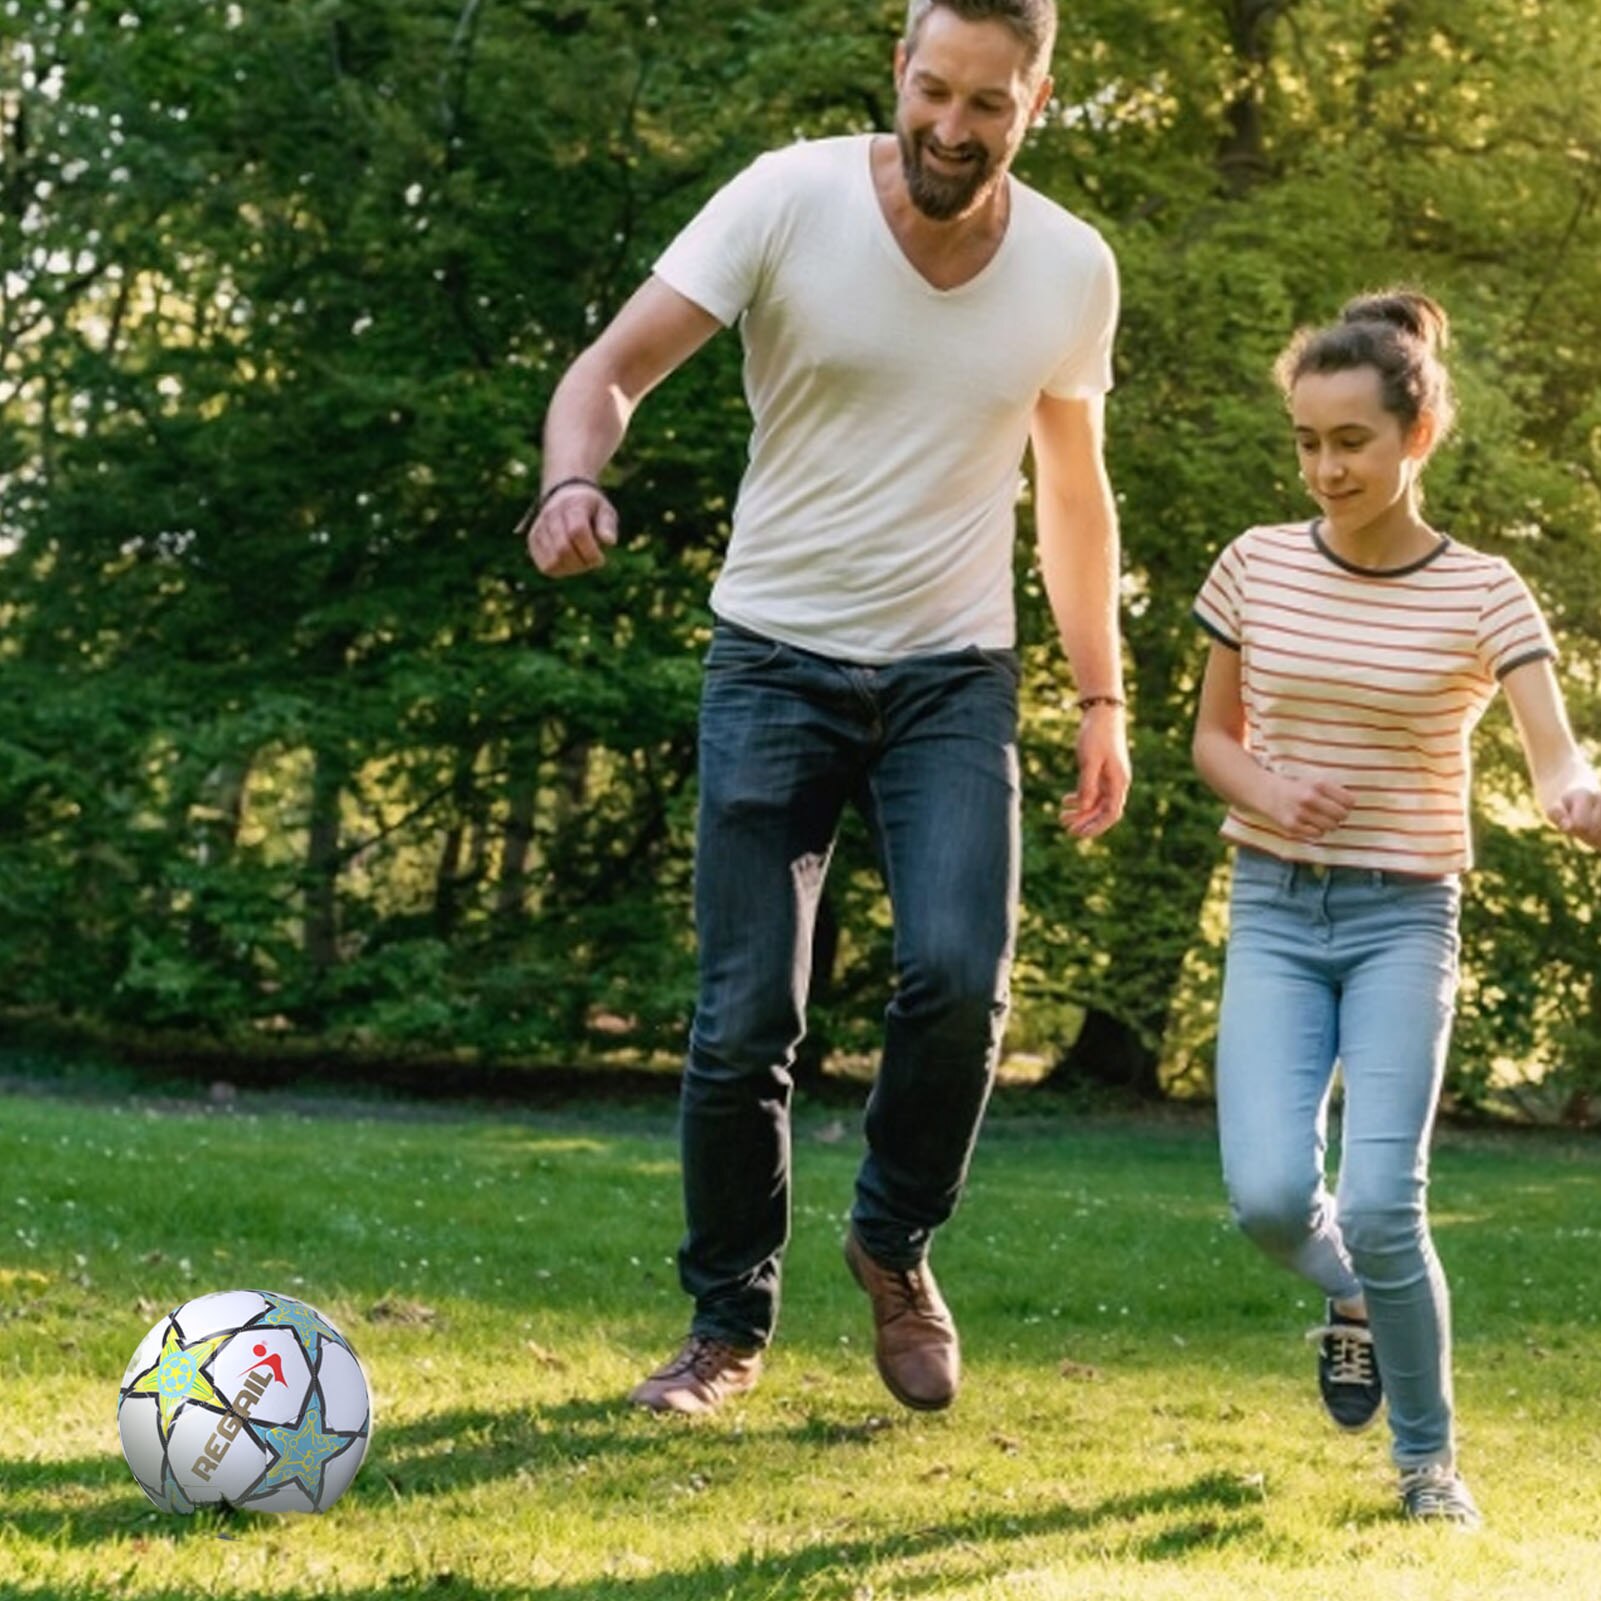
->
[[3, 0, 1598, 1115], [1017, 0, 1601, 1104]]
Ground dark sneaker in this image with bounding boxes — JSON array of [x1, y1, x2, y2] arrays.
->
[[628, 1334, 762, 1415], [844, 1228, 959, 1412], [1307, 1303, 1382, 1431], [1399, 1464, 1482, 1529]]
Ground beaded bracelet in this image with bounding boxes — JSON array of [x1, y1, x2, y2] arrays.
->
[[1076, 695, 1127, 712]]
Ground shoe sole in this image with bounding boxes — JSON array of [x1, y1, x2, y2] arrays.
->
[[844, 1242, 957, 1413], [1328, 1408, 1382, 1434], [627, 1379, 758, 1416]]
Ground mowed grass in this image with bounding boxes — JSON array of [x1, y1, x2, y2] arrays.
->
[[3, 1071, 1600, 1600]]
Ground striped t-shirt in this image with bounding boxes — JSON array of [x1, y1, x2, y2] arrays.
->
[[1192, 521, 1557, 874]]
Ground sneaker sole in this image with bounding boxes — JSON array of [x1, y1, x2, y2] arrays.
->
[[1328, 1408, 1383, 1434]]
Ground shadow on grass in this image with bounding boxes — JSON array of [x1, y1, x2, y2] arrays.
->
[[1, 1467, 1268, 1599], [361, 1397, 668, 1497], [0, 1397, 720, 1549], [0, 1450, 251, 1545], [3, 1388, 1268, 1589]]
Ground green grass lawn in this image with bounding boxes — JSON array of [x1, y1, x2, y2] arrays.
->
[[3, 1069, 1600, 1600]]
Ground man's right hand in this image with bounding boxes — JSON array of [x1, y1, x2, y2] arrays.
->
[[521, 482, 618, 578]]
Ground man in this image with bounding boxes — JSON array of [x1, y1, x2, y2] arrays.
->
[[524, 0, 1129, 1416]]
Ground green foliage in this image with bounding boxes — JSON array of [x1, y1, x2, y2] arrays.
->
[[2, 0, 1599, 1106], [1012, 0, 1601, 1100]]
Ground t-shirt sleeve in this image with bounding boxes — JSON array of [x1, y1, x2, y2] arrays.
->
[[1042, 234, 1119, 399], [652, 153, 781, 327], [1477, 559, 1558, 679], [1192, 539, 1245, 650]]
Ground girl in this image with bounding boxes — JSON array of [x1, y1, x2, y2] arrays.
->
[[1190, 289, 1601, 1526]]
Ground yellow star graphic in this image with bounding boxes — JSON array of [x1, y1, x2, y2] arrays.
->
[[124, 1321, 233, 1438]]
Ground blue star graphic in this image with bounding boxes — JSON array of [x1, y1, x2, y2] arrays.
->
[[158, 1462, 196, 1515], [256, 1293, 342, 1366], [250, 1390, 357, 1508]]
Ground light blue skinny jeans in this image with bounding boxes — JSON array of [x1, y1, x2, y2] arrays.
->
[[1215, 845, 1462, 1470]]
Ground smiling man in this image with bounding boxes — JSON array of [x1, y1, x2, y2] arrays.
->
[[522, 0, 1129, 1416]]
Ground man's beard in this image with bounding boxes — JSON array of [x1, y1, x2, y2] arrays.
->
[[896, 124, 999, 221]]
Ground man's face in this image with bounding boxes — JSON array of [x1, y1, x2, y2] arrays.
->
[[894, 8, 1050, 221]]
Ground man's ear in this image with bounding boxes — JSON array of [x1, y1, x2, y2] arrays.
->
[[1030, 73, 1054, 126]]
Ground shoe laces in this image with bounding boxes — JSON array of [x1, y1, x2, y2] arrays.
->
[[879, 1263, 939, 1322], [1400, 1464, 1479, 1522], [1309, 1321, 1375, 1386], [665, 1335, 743, 1381]]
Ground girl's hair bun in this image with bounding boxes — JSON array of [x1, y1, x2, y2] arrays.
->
[[1338, 290, 1450, 357]]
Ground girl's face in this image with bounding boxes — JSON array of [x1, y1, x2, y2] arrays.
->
[[1289, 366, 1433, 539]]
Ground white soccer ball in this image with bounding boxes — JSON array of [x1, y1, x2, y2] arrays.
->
[[117, 1288, 373, 1515]]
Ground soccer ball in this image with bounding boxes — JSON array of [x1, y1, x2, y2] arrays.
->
[[117, 1288, 372, 1515]]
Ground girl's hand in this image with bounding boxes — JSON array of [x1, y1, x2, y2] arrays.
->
[[1549, 784, 1601, 849], [1269, 775, 1356, 841]]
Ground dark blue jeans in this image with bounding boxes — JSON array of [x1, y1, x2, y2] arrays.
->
[[681, 621, 1021, 1348]]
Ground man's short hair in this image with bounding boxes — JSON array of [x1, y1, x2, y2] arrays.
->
[[902, 0, 1058, 80]]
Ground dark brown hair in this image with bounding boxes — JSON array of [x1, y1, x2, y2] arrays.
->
[[1274, 290, 1456, 454], [903, 0, 1057, 80]]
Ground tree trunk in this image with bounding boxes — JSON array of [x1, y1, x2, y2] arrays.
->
[[434, 819, 466, 934], [495, 734, 541, 919], [188, 755, 251, 961], [1046, 1005, 1163, 1101], [1037, 744, 1225, 1101], [433, 742, 482, 938], [1217, 0, 1296, 196], [303, 745, 345, 972], [193, 757, 250, 867]]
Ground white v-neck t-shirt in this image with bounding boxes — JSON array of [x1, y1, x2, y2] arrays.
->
[[652, 134, 1118, 662]]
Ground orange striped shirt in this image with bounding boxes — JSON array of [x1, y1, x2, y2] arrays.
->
[[1193, 521, 1557, 874]]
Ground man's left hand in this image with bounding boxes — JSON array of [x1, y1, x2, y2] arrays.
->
[[1059, 705, 1131, 838]]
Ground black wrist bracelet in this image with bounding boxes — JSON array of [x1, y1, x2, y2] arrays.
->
[[537, 476, 604, 513], [1076, 695, 1126, 712]]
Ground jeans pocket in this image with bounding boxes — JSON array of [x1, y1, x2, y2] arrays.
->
[[1229, 878, 1280, 918], [1229, 850, 1287, 911], [1387, 877, 1462, 961], [957, 644, 1022, 686], [705, 624, 789, 674]]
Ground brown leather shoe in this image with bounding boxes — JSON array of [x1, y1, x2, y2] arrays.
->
[[844, 1228, 960, 1411], [628, 1334, 762, 1415]]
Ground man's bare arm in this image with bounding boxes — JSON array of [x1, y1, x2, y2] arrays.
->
[[523, 277, 724, 578], [1030, 391, 1130, 837]]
